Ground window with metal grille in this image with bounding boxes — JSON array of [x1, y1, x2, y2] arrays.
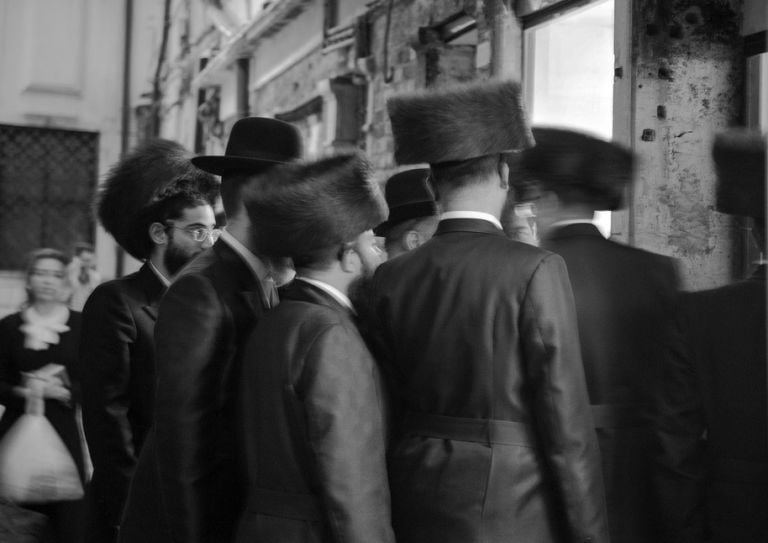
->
[[0, 124, 99, 270]]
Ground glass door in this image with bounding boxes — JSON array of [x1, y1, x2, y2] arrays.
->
[[523, 0, 615, 237]]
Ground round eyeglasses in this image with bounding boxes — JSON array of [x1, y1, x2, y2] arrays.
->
[[167, 225, 222, 243]]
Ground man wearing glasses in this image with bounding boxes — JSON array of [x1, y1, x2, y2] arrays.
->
[[79, 139, 219, 543], [120, 117, 302, 543]]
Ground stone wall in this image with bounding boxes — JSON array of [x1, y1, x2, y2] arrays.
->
[[632, 0, 745, 289]]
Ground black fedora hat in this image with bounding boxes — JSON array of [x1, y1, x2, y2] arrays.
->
[[374, 168, 438, 236], [515, 127, 635, 211], [192, 117, 302, 175]]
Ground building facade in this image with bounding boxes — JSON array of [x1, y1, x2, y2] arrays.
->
[[1, 0, 765, 316]]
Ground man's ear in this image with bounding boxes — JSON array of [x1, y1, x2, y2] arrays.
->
[[499, 160, 510, 191], [149, 222, 168, 245], [339, 246, 361, 274], [404, 230, 422, 251]]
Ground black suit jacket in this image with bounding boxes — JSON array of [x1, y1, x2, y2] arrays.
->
[[541, 223, 681, 543], [79, 263, 166, 543], [656, 265, 767, 543], [369, 218, 608, 543], [120, 240, 269, 543], [235, 280, 395, 543]]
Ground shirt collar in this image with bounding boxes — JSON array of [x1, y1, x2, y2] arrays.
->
[[147, 260, 171, 287], [440, 211, 503, 230], [295, 277, 355, 314], [220, 230, 269, 281], [549, 219, 596, 229]]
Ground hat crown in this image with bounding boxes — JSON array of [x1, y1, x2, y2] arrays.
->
[[244, 154, 387, 260], [192, 117, 302, 175], [374, 168, 438, 236], [387, 80, 534, 165], [224, 117, 302, 162], [385, 169, 435, 209]]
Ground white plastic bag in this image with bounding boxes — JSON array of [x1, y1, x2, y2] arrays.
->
[[0, 378, 83, 503]]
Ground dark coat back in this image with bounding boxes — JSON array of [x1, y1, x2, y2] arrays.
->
[[656, 265, 767, 543], [120, 240, 268, 543], [235, 280, 394, 543], [541, 223, 681, 543], [369, 218, 608, 543], [79, 263, 166, 543]]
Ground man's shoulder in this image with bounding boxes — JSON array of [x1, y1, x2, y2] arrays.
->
[[607, 238, 675, 263], [272, 296, 349, 329], [175, 244, 252, 291], [386, 233, 551, 271], [87, 270, 145, 305]]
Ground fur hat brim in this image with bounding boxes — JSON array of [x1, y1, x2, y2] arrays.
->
[[713, 130, 766, 219], [388, 80, 534, 165], [243, 154, 387, 261]]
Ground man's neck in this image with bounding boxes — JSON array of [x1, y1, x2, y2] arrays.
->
[[440, 183, 504, 219], [147, 253, 171, 283], [224, 218, 253, 251], [298, 267, 352, 298]]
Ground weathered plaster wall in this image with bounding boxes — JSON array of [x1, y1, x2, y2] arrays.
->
[[247, 0, 487, 177], [252, 46, 354, 117], [365, 0, 488, 175], [632, 0, 744, 290]]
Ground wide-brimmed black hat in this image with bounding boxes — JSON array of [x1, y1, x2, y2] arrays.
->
[[713, 129, 766, 220], [513, 127, 635, 211], [374, 168, 437, 236], [192, 117, 302, 175]]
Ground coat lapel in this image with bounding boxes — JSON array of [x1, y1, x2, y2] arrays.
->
[[214, 239, 272, 316], [137, 263, 167, 321]]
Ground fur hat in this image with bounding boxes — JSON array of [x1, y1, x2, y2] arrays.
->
[[374, 168, 437, 236], [513, 127, 635, 211], [96, 139, 218, 260], [192, 117, 302, 176], [387, 80, 534, 165], [713, 129, 766, 220], [243, 154, 387, 262]]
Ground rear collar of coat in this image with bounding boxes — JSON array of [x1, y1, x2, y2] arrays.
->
[[434, 217, 507, 237], [281, 279, 356, 317], [544, 222, 604, 241]]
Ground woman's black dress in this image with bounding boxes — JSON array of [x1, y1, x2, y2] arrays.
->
[[0, 310, 86, 543]]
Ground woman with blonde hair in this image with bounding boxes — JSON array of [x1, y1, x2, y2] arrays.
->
[[0, 248, 86, 542]]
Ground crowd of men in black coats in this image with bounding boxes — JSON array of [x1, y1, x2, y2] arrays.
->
[[74, 79, 765, 543]]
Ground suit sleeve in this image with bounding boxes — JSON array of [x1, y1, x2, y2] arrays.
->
[[79, 283, 138, 532], [297, 323, 395, 543], [520, 254, 609, 543], [653, 294, 707, 543], [152, 274, 226, 543], [0, 316, 24, 413]]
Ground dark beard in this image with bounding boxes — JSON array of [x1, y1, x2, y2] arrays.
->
[[163, 242, 198, 276], [347, 273, 376, 321]]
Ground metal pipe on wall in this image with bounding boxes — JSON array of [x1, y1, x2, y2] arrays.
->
[[117, 0, 134, 278]]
